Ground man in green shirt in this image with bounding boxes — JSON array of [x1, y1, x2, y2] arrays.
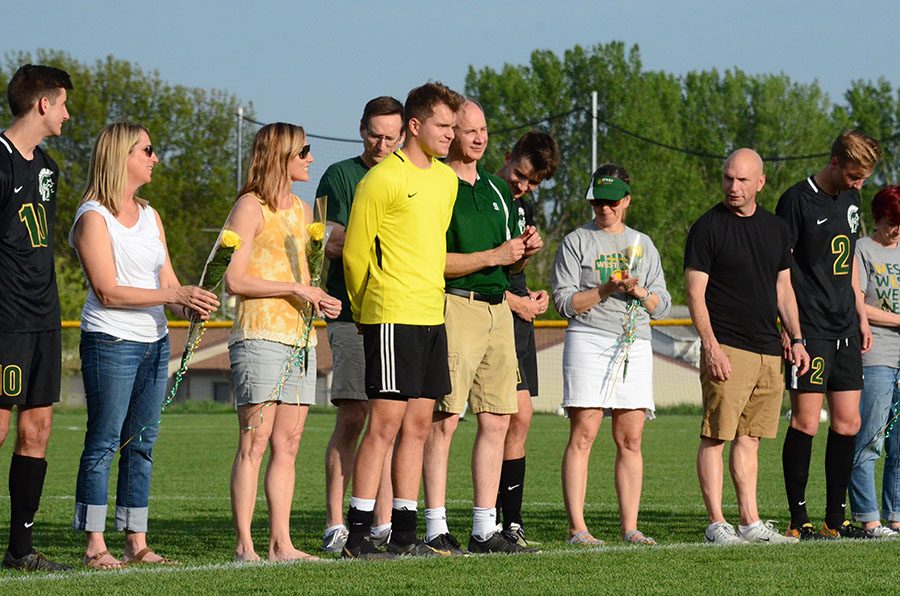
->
[[422, 99, 541, 554], [319, 96, 403, 553]]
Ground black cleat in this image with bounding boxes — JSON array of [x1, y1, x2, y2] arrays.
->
[[425, 532, 470, 556], [341, 536, 397, 560], [3, 550, 72, 572], [820, 521, 874, 540], [468, 530, 539, 554], [785, 523, 825, 541], [386, 538, 450, 557]]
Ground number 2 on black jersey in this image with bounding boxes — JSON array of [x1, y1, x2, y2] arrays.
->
[[18, 203, 48, 247], [831, 235, 850, 275]]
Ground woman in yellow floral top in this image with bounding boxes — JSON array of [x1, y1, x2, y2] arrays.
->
[[224, 123, 341, 563]]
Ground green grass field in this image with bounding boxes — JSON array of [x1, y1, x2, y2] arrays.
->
[[0, 404, 896, 594]]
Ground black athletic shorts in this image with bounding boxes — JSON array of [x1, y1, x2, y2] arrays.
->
[[362, 323, 451, 400], [0, 329, 61, 407], [787, 335, 863, 393], [513, 316, 538, 396]]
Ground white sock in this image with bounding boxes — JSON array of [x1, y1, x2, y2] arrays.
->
[[370, 522, 392, 538], [392, 498, 418, 511], [324, 524, 345, 536], [472, 507, 497, 541], [738, 520, 761, 535], [349, 497, 376, 512], [424, 507, 449, 542]]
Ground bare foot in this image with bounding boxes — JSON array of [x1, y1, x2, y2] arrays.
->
[[269, 546, 319, 562], [234, 549, 261, 563]]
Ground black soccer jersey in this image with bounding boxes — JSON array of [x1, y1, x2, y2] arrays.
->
[[508, 196, 533, 297], [775, 176, 860, 339], [0, 132, 60, 332]]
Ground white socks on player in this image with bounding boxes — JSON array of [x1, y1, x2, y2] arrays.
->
[[472, 506, 496, 541], [349, 497, 376, 512], [392, 498, 417, 511], [424, 507, 449, 542]]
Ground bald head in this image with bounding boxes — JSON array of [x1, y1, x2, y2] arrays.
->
[[721, 148, 766, 216], [449, 99, 488, 163]]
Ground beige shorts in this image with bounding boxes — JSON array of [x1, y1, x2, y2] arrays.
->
[[700, 344, 784, 440], [437, 293, 518, 415]]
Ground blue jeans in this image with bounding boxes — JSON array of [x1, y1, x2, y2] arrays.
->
[[73, 332, 170, 533], [849, 365, 900, 523]]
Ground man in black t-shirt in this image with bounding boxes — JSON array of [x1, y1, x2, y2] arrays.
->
[[777, 130, 882, 540], [685, 148, 808, 545], [493, 132, 560, 546], [0, 65, 73, 571]]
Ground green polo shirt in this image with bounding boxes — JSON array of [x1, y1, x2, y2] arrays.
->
[[320, 156, 368, 323], [445, 165, 518, 295]]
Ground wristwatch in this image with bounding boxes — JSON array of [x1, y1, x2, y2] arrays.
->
[[638, 289, 652, 302], [790, 338, 806, 346]]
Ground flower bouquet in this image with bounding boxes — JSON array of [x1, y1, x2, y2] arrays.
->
[[617, 235, 644, 381]]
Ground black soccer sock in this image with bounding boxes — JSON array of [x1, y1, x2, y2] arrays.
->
[[8, 453, 48, 558], [497, 457, 526, 529], [824, 428, 855, 529], [389, 507, 417, 547], [346, 507, 374, 551], [782, 427, 814, 528]]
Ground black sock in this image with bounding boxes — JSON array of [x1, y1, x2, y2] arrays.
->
[[346, 507, 374, 550], [824, 428, 855, 528], [497, 457, 526, 529], [782, 427, 813, 528], [8, 454, 47, 558], [389, 507, 417, 546]]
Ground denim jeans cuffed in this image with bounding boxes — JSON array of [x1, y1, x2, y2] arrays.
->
[[73, 331, 169, 533], [849, 365, 900, 523]]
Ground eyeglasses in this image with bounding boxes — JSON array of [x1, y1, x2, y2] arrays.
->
[[298, 144, 311, 159], [142, 145, 154, 157], [366, 129, 401, 144], [589, 198, 623, 207]]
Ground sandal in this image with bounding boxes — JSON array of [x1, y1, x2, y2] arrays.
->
[[84, 550, 126, 570], [623, 530, 657, 545], [127, 547, 180, 566], [567, 531, 605, 546]]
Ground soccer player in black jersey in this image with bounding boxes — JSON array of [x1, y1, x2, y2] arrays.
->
[[777, 130, 882, 540], [0, 65, 73, 571]]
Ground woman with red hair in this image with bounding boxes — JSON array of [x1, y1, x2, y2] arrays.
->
[[850, 185, 900, 537]]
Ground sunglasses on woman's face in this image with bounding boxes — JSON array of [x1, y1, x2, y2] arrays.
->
[[298, 144, 311, 159], [589, 198, 623, 207], [142, 145, 154, 157]]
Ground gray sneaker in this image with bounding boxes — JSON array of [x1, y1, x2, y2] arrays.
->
[[863, 524, 899, 539], [737, 520, 798, 544], [704, 521, 743, 545], [322, 526, 349, 553]]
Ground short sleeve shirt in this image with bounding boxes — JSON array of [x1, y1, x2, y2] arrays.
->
[[856, 236, 900, 368]]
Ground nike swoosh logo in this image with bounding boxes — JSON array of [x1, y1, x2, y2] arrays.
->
[[798, 500, 806, 506], [816, 218, 828, 225], [13, 186, 23, 193], [24, 521, 33, 528], [507, 484, 520, 491], [408, 192, 418, 198]]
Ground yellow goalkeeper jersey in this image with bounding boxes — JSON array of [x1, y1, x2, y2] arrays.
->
[[343, 149, 458, 325]]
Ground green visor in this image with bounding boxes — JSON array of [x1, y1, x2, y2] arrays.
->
[[585, 175, 630, 201]]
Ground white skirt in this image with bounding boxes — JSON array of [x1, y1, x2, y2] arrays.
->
[[562, 327, 655, 416]]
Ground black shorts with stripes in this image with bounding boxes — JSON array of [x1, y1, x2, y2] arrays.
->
[[361, 323, 451, 400]]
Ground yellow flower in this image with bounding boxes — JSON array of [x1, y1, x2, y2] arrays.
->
[[220, 229, 242, 250], [307, 222, 325, 242]]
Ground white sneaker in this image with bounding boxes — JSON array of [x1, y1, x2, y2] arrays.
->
[[863, 524, 899, 539], [705, 521, 743, 545], [322, 525, 349, 553], [738, 520, 798, 544]]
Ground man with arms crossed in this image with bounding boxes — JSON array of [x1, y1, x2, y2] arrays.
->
[[495, 132, 560, 545], [422, 100, 541, 554], [341, 82, 461, 558], [0, 64, 73, 571], [778, 130, 881, 539], [685, 148, 809, 545], [320, 96, 403, 553]]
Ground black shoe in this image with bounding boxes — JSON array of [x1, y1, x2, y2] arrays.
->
[[386, 538, 451, 557], [820, 521, 873, 540], [785, 523, 825, 541], [468, 530, 539, 554], [504, 523, 541, 548], [3, 550, 72, 572], [341, 536, 397, 560], [425, 532, 470, 556]]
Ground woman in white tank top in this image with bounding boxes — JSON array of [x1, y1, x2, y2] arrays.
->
[[69, 123, 218, 570]]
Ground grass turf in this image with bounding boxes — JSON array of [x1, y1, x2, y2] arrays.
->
[[0, 405, 896, 594]]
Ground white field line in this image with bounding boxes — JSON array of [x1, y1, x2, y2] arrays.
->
[[0, 539, 822, 586]]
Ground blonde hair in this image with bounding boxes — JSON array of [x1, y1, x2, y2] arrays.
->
[[80, 122, 149, 216], [831, 130, 882, 171], [239, 123, 307, 211]]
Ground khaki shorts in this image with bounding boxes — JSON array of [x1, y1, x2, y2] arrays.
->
[[438, 293, 518, 415], [700, 344, 783, 440]]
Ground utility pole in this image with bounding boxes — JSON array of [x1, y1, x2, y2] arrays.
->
[[591, 91, 597, 175]]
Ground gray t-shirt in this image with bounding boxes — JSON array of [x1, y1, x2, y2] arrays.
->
[[856, 236, 900, 368], [551, 222, 671, 340]]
